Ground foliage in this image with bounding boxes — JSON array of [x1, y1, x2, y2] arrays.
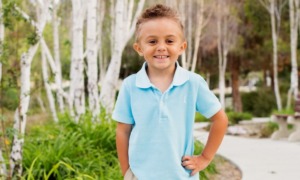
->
[[194, 140, 217, 180], [0, 87, 19, 110], [195, 112, 209, 123], [22, 113, 122, 180], [241, 89, 277, 117], [227, 111, 252, 125], [272, 108, 294, 115]]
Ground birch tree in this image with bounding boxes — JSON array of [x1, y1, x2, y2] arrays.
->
[[217, 0, 239, 107], [259, 0, 288, 110], [9, 1, 48, 176], [100, 0, 145, 113], [69, 0, 86, 121], [178, 0, 210, 72], [86, 0, 99, 119], [52, 0, 64, 113], [41, 42, 58, 122], [286, 0, 299, 109], [98, 0, 106, 85]]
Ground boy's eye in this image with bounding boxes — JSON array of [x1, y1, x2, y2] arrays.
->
[[166, 40, 174, 44], [148, 40, 157, 44]]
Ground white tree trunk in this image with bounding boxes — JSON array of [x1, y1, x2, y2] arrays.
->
[[100, 0, 145, 113], [41, 46, 58, 122], [10, 2, 48, 176], [217, 1, 225, 107], [98, 0, 106, 85], [191, 0, 204, 72], [287, 0, 299, 109], [217, 0, 238, 108], [86, 0, 100, 119], [70, 0, 86, 122], [186, 0, 193, 70], [0, 150, 6, 178], [271, 1, 282, 110], [41, 39, 69, 102], [10, 43, 40, 177], [179, 0, 187, 69], [259, 0, 285, 111], [52, 2, 64, 113]]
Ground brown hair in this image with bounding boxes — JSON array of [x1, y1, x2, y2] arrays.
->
[[135, 4, 184, 41]]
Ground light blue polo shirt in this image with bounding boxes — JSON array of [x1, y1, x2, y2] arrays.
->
[[112, 63, 221, 180]]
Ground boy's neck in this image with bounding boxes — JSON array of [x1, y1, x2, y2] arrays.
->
[[146, 64, 176, 93]]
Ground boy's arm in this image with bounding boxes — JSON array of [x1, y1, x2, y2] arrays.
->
[[182, 109, 228, 176], [116, 122, 133, 176]]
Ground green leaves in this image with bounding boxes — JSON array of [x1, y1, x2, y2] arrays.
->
[[22, 114, 122, 180]]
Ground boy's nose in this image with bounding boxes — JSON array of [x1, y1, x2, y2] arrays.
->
[[157, 43, 166, 52]]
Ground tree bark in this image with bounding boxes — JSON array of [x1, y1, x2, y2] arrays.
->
[[10, 43, 40, 177], [231, 56, 242, 112], [259, 0, 285, 110], [70, 0, 86, 122], [41, 45, 58, 122], [191, 0, 204, 72], [10, 1, 48, 176], [87, 0, 100, 119], [270, 0, 282, 110], [98, 0, 106, 85], [52, 2, 64, 113], [286, 0, 299, 109]]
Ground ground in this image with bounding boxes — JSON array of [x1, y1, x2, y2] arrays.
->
[[208, 155, 242, 180]]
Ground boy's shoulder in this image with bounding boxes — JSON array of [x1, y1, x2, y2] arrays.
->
[[121, 73, 138, 87], [185, 70, 206, 85]]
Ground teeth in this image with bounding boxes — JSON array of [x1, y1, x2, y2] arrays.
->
[[155, 55, 168, 59]]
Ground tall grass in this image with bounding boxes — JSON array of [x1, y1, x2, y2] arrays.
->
[[22, 113, 122, 180]]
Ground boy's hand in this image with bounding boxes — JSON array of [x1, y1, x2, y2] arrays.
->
[[181, 155, 211, 176]]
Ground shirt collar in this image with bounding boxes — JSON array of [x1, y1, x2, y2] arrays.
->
[[135, 62, 189, 88]]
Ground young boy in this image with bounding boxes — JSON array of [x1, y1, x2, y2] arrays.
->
[[113, 4, 228, 180]]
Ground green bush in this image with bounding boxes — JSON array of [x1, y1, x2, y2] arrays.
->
[[0, 88, 19, 110], [241, 89, 277, 117], [227, 111, 252, 125], [22, 113, 122, 180], [195, 112, 209, 122]]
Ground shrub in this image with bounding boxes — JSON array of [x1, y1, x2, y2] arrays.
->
[[227, 111, 253, 125], [22, 113, 122, 180], [195, 112, 209, 122], [241, 89, 277, 117]]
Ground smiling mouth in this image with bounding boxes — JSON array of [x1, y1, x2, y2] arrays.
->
[[154, 55, 169, 59]]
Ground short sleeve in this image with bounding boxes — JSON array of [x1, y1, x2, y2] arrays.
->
[[196, 76, 221, 118], [112, 79, 135, 124]]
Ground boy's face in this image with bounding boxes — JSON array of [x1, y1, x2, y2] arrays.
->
[[133, 18, 187, 72]]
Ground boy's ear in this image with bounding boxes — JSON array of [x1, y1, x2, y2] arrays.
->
[[179, 41, 187, 54], [133, 43, 143, 56]]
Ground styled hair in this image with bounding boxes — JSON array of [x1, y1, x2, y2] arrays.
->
[[135, 4, 184, 41]]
